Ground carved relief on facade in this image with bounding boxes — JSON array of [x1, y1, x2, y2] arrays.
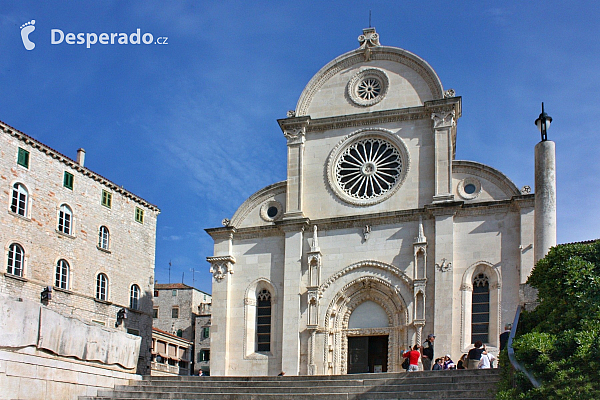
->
[[431, 110, 456, 129], [435, 258, 453, 273], [207, 255, 236, 282]]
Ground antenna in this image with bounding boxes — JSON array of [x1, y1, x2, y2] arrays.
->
[[168, 260, 171, 284], [190, 268, 198, 288], [182, 272, 184, 284], [369, 10, 372, 28]]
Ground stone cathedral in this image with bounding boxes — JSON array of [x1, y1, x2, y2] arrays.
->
[[206, 28, 550, 376]]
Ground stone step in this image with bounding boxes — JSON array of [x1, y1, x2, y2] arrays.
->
[[81, 369, 499, 400]]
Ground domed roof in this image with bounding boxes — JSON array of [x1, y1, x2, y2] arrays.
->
[[295, 28, 445, 120]]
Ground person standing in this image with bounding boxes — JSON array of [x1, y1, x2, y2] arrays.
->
[[421, 334, 435, 371], [466, 341, 485, 369], [403, 345, 421, 372]]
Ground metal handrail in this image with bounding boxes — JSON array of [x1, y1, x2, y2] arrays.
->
[[507, 305, 540, 388]]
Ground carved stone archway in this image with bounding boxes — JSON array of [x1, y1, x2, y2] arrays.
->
[[322, 276, 409, 374]]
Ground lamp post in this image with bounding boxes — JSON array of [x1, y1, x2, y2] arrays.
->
[[534, 102, 552, 141]]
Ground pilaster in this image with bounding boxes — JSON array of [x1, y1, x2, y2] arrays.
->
[[429, 203, 459, 358], [279, 218, 309, 375], [278, 117, 310, 218], [206, 229, 236, 375], [431, 110, 456, 203]]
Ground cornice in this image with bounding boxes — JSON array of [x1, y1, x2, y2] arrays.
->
[[1, 120, 160, 212], [280, 97, 462, 135]]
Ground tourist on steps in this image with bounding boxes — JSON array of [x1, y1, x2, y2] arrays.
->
[[421, 334, 435, 370], [402, 345, 421, 372]]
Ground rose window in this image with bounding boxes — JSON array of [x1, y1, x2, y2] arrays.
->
[[335, 137, 402, 200], [356, 78, 381, 101]]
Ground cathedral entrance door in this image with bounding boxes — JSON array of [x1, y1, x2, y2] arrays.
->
[[347, 335, 388, 374]]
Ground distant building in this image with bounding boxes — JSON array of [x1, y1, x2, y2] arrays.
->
[[151, 327, 193, 376], [0, 120, 159, 398], [153, 283, 212, 374]]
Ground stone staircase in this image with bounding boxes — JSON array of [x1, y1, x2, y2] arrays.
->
[[81, 369, 500, 400]]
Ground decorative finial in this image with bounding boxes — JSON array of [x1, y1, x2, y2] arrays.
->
[[221, 218, 231, 227], [287, 110, 296, 118], [358, 27, 380, 49], [414, 216, 426, 243], [444, 89, 456, 98]]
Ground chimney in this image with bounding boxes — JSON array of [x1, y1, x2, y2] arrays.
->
[[77, 148, 86, 167]]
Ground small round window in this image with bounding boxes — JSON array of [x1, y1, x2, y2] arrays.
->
[[260, 200, 283, 222], [458, 178, 481, 200], [464, 183, 477, 194], [267, 206, 278, 218], [347, 68, 389, 107]]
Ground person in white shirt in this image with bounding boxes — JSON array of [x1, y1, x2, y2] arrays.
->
[[478, 352, 496, 369]]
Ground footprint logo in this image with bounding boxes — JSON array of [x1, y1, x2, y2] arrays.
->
[[20, 20, 36, 50]]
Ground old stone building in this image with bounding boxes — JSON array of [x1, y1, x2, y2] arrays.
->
[[150, 327, 192, 376], [152, 283, 212, 375], [206, 28, 554, 376], [0, 120, 159, 398]]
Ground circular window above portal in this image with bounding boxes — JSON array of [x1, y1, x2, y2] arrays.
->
[[457, 177, 482, 200], [327, 129, 410, 206], [347, 68, 389, 107], [260, 200, 283, 222]]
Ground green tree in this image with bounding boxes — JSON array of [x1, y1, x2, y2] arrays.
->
[[497, 241, 600, 400]]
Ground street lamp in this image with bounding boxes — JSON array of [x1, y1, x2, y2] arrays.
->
[[535, 102, 552, 142]]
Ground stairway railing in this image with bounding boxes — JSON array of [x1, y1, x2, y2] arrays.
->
[[507, 305, 540, 388]]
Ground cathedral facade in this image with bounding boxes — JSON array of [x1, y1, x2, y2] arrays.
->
[[206, 28, 542, 376]]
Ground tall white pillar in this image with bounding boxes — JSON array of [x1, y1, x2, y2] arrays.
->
[[534, 140, 557, 263]]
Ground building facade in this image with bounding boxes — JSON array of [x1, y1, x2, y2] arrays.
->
[[206, 28, 549, 376], [152, 283, 212, 375], [0, 120, 159, 398], [150, 328, 192, 376]]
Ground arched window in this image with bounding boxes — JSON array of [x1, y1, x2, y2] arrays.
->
[[130, 284, 140, 310], [7, 243, 24, 277], [471, 273, 490, 343], [58, 204, 73, 235], [11, 183, 28, 217], [96, 273, 108, 301], [55, 259, 69, 289], [98, 226, 110, 250], [256, 289, 272, 352]]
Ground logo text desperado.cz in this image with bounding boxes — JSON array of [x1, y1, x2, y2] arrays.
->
[[51, 29, 167, 48]]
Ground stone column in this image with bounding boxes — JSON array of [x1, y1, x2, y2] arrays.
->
[[206, 229, 236, 376], [280, 220, 308, 375], [534, 140, 557, 263], [431, 111, 456, 203]]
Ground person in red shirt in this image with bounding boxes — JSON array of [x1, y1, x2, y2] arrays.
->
[[402, 344, 421, 372]]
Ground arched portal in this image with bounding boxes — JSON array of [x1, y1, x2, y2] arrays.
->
[[322, 276, 409, 374]]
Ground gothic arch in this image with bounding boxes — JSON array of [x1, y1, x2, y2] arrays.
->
[[460, 261, 502, 351]]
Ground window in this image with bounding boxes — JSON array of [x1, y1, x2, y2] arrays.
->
[[55, 259, 69, 289], [17, 148, 29, 168], [130, 284, 140, 310], [152, 308, 158, 318], [203, 327, 210, 339], [471, 273, 490, 343], [198, 350, 210, 362], [96, 273, 108, 301], [58, 204, 73, 235], [154, 290, 159, 297], [172, 289, 177, 297], [256, 289, 272, 352], [7, 243, 24, 277], [10, 183, 29, 217], [171, 307, 179, 318], [101, 190, 112, 208], [176, 329, 183, 337], [98, 226, 109, 250], [135, 207, 144, 223], [63, 171, 74, 190]]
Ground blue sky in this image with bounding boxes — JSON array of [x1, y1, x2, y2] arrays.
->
[[1, 1, 598, 294]]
